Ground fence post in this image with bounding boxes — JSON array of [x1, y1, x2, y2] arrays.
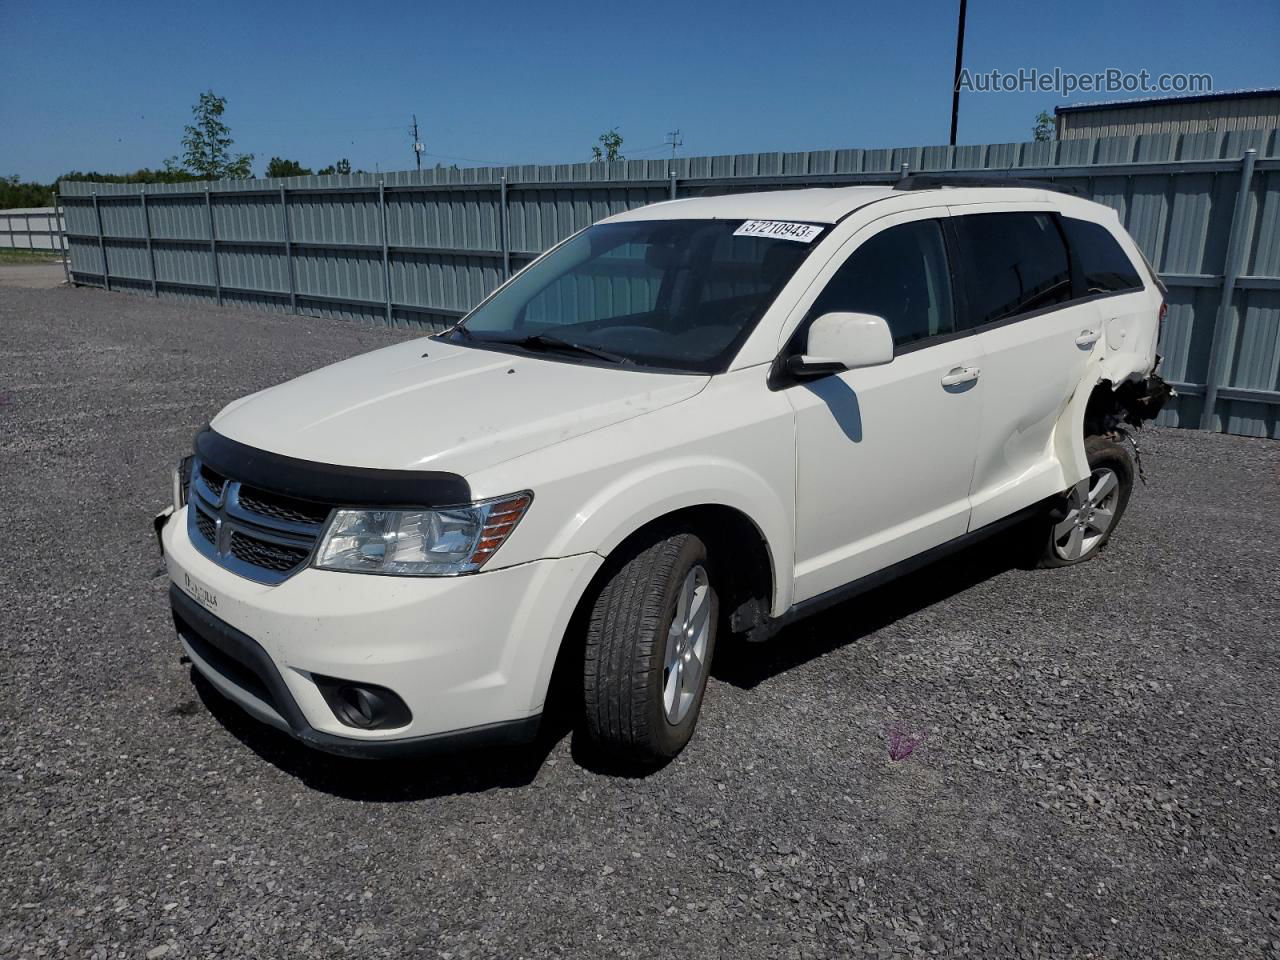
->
[[141, 188, 157, 297], [205, 186, 222, 305], [92, 193, 110, 291], [278, 186, 297, 313], [26, 212, 34, 250], [378, 181, 393, 324], [53, 193, 71, 286], [1199, 149, 1257, 431], [669, 170, 677, 200], [500, 176, 511, 280]]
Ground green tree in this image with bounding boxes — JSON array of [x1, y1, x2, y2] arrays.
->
[[58, 167, 201, 185], [1033, 110, 1056, 142], [166, 91, 253, 180], [2, 169, 205, 206], [0, 175, 55, 207], [316, 158, 353, 176], [591, 128, 624, 162], [265, 157, 312, 178]]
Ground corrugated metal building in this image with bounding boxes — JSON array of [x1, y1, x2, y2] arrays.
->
[[1056, 89, 1280, 140]]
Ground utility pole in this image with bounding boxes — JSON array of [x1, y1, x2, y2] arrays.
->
[[410, 114, 424, 172], [665, 128, 683, 161], [949, 0, 968, 146]]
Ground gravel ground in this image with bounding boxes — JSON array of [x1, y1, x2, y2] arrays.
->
[[0, 262, 67, 289], [2, 286, 1278, 960]]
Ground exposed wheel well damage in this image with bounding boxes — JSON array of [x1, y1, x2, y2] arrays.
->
[[1079, 374, 1173, 485], [1083, 374, 1173, 438]]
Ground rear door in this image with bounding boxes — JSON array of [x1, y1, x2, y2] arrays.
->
[[949, 206, 1101, 529], [1059, 215, 1160, 383]]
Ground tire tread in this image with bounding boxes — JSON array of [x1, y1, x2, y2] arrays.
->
[[583, 533, 699, 759]]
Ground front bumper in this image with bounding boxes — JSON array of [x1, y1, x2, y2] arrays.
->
[[160, 507, 602, 755], [170, 585, 541, 757]]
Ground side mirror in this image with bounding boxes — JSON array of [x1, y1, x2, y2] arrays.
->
[[788, 312, 893, 377]]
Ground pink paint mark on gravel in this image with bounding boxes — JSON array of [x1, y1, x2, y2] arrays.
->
[[886, 724, 926, 762]]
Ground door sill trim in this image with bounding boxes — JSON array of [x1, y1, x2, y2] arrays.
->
[[759, 500, 1047, 639]]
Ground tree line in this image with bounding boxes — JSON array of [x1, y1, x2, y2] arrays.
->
[[5, 89, 1060, 210], [2, 90, 364, 208]]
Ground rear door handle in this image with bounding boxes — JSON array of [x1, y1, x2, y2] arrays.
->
[[941, 366, 981, 387], [1075, 329, 1101, 348]]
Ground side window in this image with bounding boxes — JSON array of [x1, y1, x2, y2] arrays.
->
[[806, 219, 954, 348], [1061, 217, 1143, 294], [953, 212, 1072, 326]]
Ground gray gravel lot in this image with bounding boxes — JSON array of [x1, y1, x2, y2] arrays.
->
[[0, 262, 66, 289], [2, 286, 1278, 959]]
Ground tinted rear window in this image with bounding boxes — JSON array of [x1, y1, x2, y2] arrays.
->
[[953, 212, 1072, 326], [1061, 217, 1143, 294]]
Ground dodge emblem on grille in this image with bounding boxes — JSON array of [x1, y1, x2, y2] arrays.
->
[[186, 459, 329, 586]]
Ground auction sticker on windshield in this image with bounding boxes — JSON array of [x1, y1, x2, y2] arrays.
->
[[733, 220, 823, 243]]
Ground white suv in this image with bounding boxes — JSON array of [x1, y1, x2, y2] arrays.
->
[[157, 179, 1169, 764]]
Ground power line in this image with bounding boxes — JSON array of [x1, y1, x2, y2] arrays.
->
[[625, 142, 674, 156], [422, 151, 517, 167]]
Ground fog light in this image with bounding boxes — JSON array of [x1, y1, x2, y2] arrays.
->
[[313, 676, 412, 730]]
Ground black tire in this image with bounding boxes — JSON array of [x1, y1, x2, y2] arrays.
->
[[1037, 435, 1135, 568], [582, 532, 719, 764]]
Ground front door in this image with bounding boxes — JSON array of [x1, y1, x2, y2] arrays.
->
[[785, 212, 984, 603]]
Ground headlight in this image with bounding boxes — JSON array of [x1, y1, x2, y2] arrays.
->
[[313, 492, 532, 576], [172, 455, 193, 510]]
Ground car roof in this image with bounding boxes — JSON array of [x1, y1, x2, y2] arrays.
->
[[603, 184, 1084, 225]]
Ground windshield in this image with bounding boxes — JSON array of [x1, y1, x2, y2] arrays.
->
[[445, 219, 827, 373]]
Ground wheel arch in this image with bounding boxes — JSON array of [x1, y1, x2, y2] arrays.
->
[[1053, 372, 1111, 490], [535, 500, 781, 727], [607, 503, 776, 626]]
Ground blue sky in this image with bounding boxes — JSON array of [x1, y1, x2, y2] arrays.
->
[[3, 0, 1277, 182]]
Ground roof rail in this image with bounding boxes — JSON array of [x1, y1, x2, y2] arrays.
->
[[894, 173, 1083, 196]]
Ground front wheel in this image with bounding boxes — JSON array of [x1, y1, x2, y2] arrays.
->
[[1038, 435, 1135, 567], [582, 533, 718, 764]]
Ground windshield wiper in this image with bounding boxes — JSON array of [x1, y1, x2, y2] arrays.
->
[[485, 333, 632, 365]]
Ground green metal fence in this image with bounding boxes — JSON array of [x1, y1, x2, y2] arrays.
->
[[58, 128, 1280, 438]]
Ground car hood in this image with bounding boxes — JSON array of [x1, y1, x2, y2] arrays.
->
[[211, 338, 708, 476]]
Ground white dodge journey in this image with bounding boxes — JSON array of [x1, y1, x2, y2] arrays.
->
[[157, 178, 1169, 765]]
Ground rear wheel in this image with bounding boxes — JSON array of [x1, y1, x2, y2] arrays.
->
[[582, 533, 718, 764], [1038, 435, 1134, 567]]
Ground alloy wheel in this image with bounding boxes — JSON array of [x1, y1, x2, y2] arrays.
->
[[663, 564, 711, 724], [1053, 467, 1121, 561]]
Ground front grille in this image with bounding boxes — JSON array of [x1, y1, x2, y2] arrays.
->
[[186, 457, 331, 585], [194, 507, 217, 544], [229, 532, 311, 572], [199, 464, 227, 497], [236, 486, 331, 526]]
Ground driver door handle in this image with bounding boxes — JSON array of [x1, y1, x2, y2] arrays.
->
[[941, 366, 981, 387], [1075, 329, 1101, 348]]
